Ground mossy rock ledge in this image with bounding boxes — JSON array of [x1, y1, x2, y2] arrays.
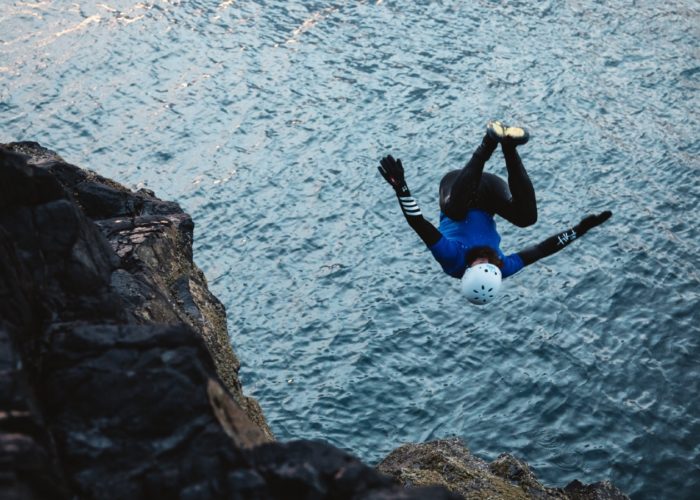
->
[[377, 438, 628, 499]]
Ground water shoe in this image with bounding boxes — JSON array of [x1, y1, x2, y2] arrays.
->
[[486, 120, 530, 146]]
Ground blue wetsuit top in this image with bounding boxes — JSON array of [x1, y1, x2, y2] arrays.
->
[[428, 208, 524, 279]]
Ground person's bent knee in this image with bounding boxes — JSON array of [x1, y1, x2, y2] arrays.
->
[[508, 210, 537, 227], [516, 212, 538, 227]]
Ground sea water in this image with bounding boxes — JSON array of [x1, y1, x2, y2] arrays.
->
[[2, 1, 699, 498]]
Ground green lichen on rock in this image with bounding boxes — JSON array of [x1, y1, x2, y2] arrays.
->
[[377, 438, 628, 500], [378, 438, 530, 499]]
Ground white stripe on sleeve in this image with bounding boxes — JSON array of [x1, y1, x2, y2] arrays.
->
[[399, 196, 422, 216]]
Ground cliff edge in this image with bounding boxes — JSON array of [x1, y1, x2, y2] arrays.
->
[[0, 142, 457, 499]]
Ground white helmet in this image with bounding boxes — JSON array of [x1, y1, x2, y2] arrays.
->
[[461, 263, 502, 305]]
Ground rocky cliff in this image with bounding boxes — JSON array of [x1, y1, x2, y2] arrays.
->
[[0, 142, 626, 499]]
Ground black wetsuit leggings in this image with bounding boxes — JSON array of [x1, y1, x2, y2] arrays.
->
[[439, 139, 538, 227]]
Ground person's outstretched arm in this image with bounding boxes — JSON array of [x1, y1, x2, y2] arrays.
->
[[516, 211, 613, 266], [378, 155, 442, 247]]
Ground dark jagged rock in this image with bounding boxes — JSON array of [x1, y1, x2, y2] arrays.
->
[[0, 143, 459, 499], [377, 438, 629, 500], [563, 480, 629, 500], [8, 141, 270, 437]]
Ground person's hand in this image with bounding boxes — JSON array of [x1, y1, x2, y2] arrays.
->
[[577, 210, 612, 233], [377, 155, 406, 191]]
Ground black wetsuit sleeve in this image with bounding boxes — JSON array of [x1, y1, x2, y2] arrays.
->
[[394, 187, 442, 247], [516, 211, 613, 266], [377, 155, 442, 247], [516, 226, 580, 266]]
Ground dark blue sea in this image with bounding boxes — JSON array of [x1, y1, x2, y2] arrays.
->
[[2, 1, 699, 497]]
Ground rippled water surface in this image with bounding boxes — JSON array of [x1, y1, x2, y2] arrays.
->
[[3, 1, 699, 497]]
